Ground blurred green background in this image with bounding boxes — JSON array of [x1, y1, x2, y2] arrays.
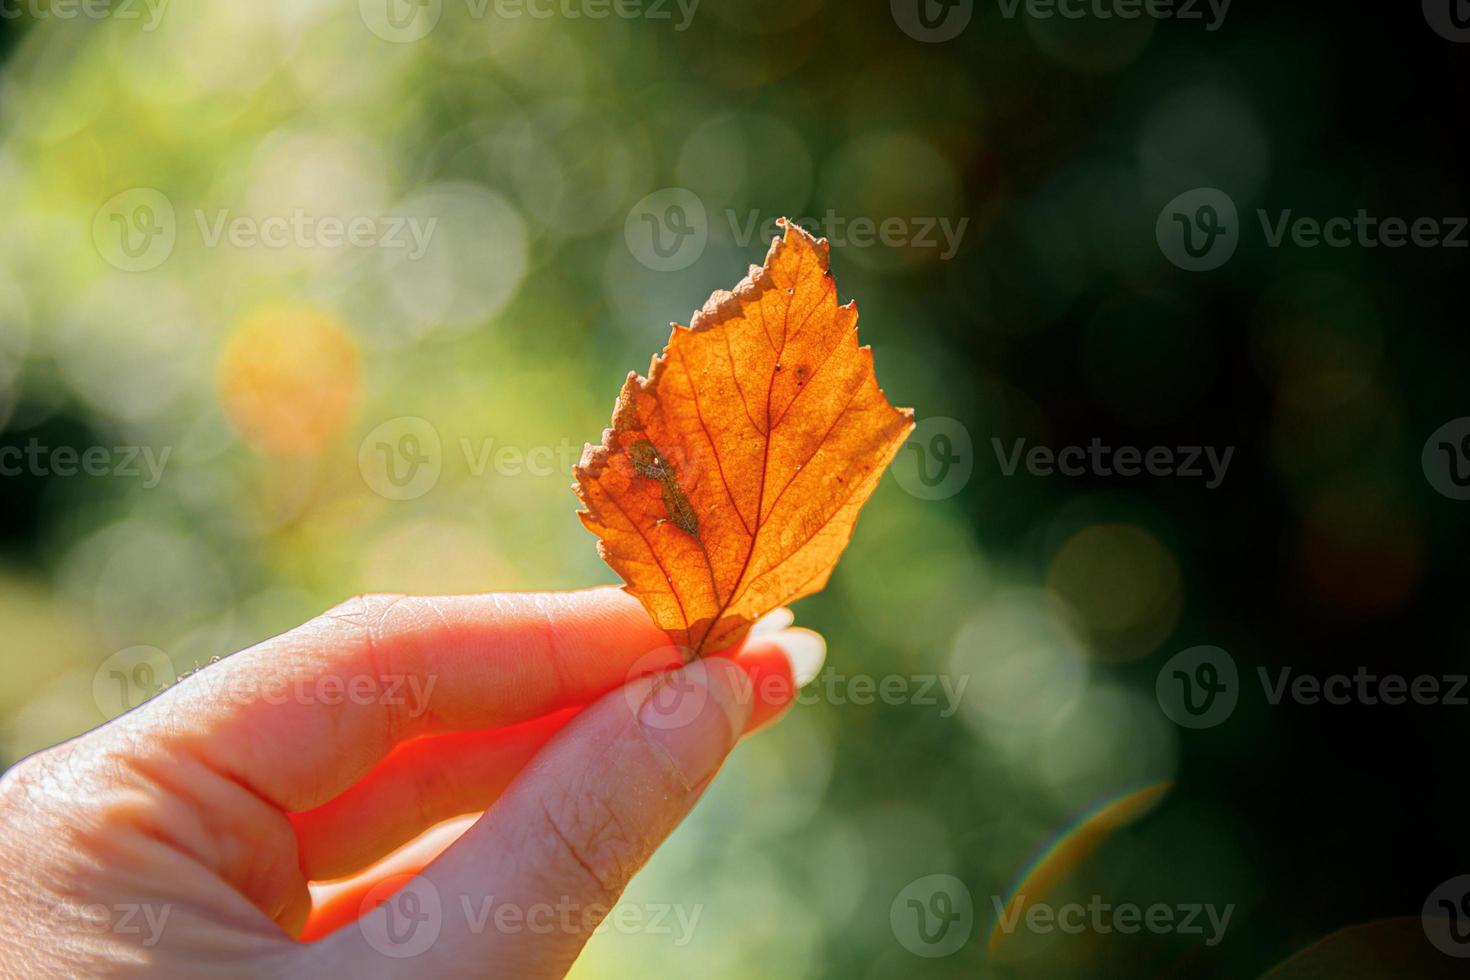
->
[[2, 1, 1468, 977]]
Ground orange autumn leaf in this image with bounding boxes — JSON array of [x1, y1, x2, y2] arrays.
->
[[574, 220, 914, 657]]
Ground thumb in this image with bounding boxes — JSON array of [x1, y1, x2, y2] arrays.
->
[[320, 652, 762, 978]]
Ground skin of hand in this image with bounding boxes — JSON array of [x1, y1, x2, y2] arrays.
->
[[0, 588, 825, 978]]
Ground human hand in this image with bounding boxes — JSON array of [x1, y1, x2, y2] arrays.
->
[[0, 588, 823, 978]]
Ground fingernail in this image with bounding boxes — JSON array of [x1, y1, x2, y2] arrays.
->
[[638, 659, 751, 787], [770, 628, 826, 686], [750, 607, 795, 637]]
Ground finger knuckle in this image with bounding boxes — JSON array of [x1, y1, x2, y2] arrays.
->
[[319, 592, 403, 651], [534, 788, 642, 904], [318, 592, 421, 735]]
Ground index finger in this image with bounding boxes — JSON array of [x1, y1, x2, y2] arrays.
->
[[116, 588, 680, 813]]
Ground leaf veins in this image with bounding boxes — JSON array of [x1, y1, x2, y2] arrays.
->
[[574, 219, 914, 656]]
